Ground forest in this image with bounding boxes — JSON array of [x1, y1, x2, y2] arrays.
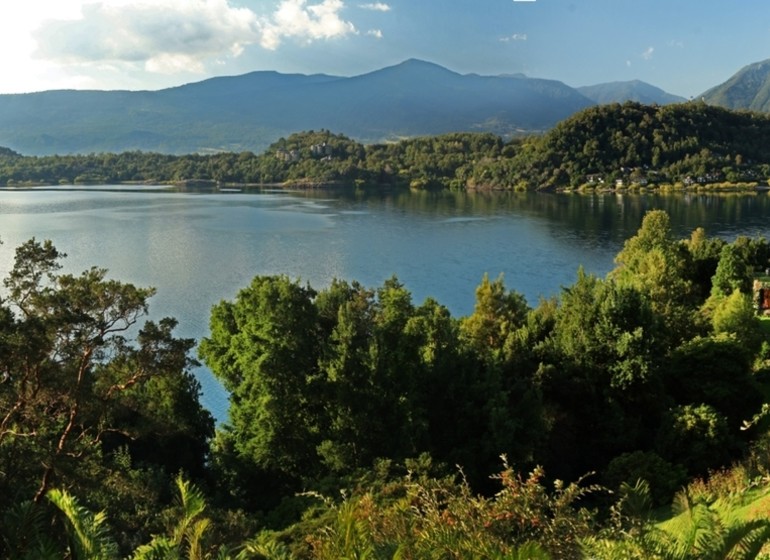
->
[[5, 210, 770, 558], [3, 101, 770, 191]]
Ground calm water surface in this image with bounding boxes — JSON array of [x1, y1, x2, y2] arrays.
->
[[2, 186, 770, 420]]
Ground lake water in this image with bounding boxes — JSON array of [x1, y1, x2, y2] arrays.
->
[[2, 186, 770, 421]]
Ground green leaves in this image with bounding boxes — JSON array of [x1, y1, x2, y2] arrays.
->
[[0, 238, 213, 553], [47, 489, 119, 560]]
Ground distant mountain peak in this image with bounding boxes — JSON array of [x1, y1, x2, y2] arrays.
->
[[577, 80, 685, 105], [364, 58, 462, 79], [701, 58, 770, 112], [0, 59, 592, 155]]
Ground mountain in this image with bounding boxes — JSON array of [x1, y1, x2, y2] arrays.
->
[[577, 80, 686, 105], [701, 58, 770, 111], [0, 59, 594, 155]]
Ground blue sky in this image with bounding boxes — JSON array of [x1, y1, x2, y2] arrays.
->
[[1, 0, 768, 97]]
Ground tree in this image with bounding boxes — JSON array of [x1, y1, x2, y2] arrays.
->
[[0, 238, 213, 553], [459, 273, 529, 361], [711, 244, 751, 297], [610, 210, 696, 345], [199, 275, 321, 481], [656, 404, 732, 476], [541, 270, 667, 479]]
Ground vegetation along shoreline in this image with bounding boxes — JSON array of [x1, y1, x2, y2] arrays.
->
[[3, 101, 770, 192]]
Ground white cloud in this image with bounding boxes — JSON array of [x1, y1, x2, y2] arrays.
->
[[30, 0, 357, 72], [0, 0, 381, 91], [34, 0, 260, 73], [501, 33, 527, 42], [359, 2, 391, 11], [641, 46, 654, 60], [260, 0, 357, 50]]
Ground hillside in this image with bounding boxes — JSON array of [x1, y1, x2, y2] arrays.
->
[[4, 103, 770, 191], [702, 58, 770, 111], [0, 59, 593, 156], [511, 101, 770, 190]]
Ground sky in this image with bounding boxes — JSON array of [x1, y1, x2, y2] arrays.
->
[[1, 0, 769, 98]]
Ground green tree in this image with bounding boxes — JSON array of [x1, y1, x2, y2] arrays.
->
[[610, 210, 696, 345], [711, 244, 751, 297], [0, 238, 213, 554], [656, 404, 732, 476], [199, 276, 321, 481]]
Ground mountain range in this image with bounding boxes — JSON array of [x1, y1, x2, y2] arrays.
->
[[0, 57, 765, 156]]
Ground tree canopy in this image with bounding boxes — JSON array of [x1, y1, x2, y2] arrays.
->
[[4, 102, 770, 190], [6, 208, 770, 557]]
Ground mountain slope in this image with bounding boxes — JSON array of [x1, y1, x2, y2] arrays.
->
[[577, 80, 685, 105], [701, 58, 770, 111], [0, 59, 594, 155]]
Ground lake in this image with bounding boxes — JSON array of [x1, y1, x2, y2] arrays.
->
[[2, 186, 770, 421]]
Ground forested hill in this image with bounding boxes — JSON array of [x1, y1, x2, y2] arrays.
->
[[3, 102, 770, 191], [511, 101, 770, 190]]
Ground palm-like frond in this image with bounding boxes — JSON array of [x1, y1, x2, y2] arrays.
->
[[1, 500, 59, 559], [47, 488, 119, 560]]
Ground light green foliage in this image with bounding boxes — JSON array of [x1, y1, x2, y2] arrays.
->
[[610, 210, 696, 343], [47, 489, 119, 560], [305, 462, 604, 560], [710, 290, 763, 352], [712, 244, 752, 297], [132, 476, 217, 560], [459, 273, 529, 361], [643, 492, 770, 560]]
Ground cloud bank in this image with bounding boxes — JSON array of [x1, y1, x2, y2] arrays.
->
[[33, 0, 360, 74]]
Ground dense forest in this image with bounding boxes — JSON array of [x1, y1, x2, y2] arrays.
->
[[3, 101, 770, 191], [5, 210, 770, 558]]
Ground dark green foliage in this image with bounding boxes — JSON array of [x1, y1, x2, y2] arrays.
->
[[4, 101, 770, 191], [0, 238, 213, 556], [656, 404, 733, 477], [6, 207, 770, 556], [510, 101, 770, 189], [665, 335, 763, 434], [604, 451, 687, 506]]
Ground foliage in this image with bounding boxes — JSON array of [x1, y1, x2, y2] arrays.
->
[[7, 206, 770, 556], [303, 461, 601, 560], [0, 238, 214, 556], [5, 102, 770, 190]]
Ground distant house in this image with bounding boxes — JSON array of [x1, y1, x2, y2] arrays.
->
[[276, 149, 301, 163], [585, 174, 604, 185], [310, 143, 333, 157]]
